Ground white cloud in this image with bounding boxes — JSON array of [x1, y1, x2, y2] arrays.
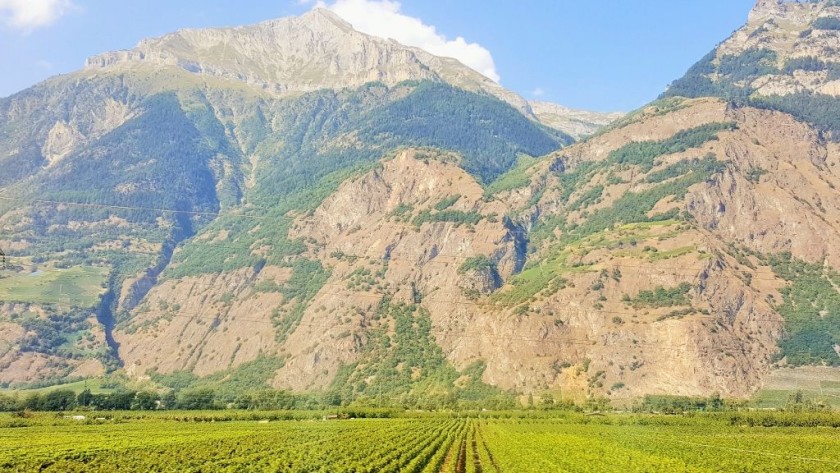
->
[[311, 0, 500, 83], [531, 88, 545, 98], [0, 0, 72, 31]]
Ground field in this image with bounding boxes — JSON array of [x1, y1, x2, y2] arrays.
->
[[752, 367, 840, 409], [0, 266, 108, 307], [1, 411, 838, 472], [0, 378, 116, 397]]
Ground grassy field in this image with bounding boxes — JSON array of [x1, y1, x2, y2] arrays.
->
[[0, 411, 838, 472], [0, 378, 116, 396], [0, 266, 108, 307], [752, 367, 840, 409]]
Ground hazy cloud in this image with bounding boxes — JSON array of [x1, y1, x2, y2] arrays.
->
[[531, 88, 546, 97], [310, 0, 500, 83], [0, 0, 73, 31]]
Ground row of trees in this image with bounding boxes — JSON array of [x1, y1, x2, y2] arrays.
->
[[0, 389, 165, 412], [0, 387, 515, 412]]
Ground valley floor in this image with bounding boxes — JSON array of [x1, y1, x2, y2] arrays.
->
[[1, 411, 838, 472]]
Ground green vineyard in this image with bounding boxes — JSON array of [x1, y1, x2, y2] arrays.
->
[[1, 412, 839, 472]]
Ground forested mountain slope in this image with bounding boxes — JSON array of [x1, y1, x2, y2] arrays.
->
[[0, 11, 568, 389]]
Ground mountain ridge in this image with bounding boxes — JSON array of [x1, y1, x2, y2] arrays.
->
[[83, 8, 538, 118], [2, 2, 839, 405]]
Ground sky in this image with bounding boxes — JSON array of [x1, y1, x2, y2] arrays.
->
[[0, 0, 756, 112]]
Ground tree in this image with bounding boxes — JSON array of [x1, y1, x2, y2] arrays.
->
[[77, 389, 93, 407], [161, 391, 177, 410], [177, 388, 216, 410], [108, 391, 137, 410], [42, 390, 76, 411], [133, 391, 161, 410], [540, 393, 555, 409]]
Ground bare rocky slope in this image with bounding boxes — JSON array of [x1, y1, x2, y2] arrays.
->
[[118, 95, 840, 401], [2, 1, 839, 403]]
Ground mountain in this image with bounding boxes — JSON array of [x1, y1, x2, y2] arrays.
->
[[0, 9, 570, 390], [85, 9, 534, 116], [664, 0, 840, 136], [2, 2, 839, 406], [528, 102, 624, 140]]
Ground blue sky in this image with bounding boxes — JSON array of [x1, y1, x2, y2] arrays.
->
[[0, 0, 755, 112]]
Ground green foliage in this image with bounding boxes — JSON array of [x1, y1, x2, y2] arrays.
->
[[483, 155, 540, 196], [413, 210, 483, 227], [606, 123, 734, 174], [151, 356, 288, 402], [568, 185, 604, 212], [663, 45, 840, 137], [638, 394, 725, 414], [272, 259, 331, 343], [34, 93, 221, 216], [751, 92, 840, 137], [627, 283, 692, 309], [566, 171, 710, 240], [346, 262, 389, 292], [0, 266, 108, 307], [768, 253, 840, 366], [783, 56, 840, 79], [389, 203, 414, 218], [330, 301, 512, 408], [662, 48, 777, 100], [458, 255, 496, 274], [645, 154, 724, 184], [663, 50, 746, 100], [359, 82, 567, 183], [434, 195, 462, 211], [167, 78, 558, 279], [176, 388, 217, 410], [166, 162, 378, 279], [16, 308, 95, 356], [549, 125, 728, 248], [491, 252, 575, 307], [813, 16, 840, 30], [745, 167, 768, 183], [2, 411, 840, 472], [717, 48, 779, 82], [528, 214, 566, 250]]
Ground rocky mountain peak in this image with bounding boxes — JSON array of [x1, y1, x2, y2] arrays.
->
[[664, 0, 840, 101], [748, 0, 831, 23], [290, 7, 355, 31], [81, 8, 540, 115]]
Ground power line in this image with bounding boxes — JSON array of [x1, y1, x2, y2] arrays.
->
[[0, 192, 804, 286], [1, 237, 789, 284], [100, 289, 784, 354], [0, 195, 267, 220], [113, 306, 760, 355], [69, 273, 787, 325]]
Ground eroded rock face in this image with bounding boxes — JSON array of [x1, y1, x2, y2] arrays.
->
[[116, 268, 284, 378], [687, 106, 840, 267], [7, 4, 840, 399]]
